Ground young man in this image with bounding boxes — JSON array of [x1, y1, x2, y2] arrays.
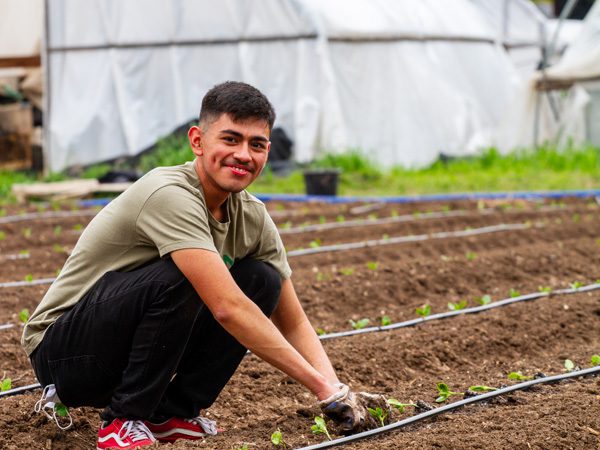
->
[[23, 81, 387, 449]]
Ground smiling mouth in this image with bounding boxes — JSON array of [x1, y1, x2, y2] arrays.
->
[[228, 165, 251, 176]]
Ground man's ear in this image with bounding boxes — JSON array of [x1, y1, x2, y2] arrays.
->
[[188, 125, 204, 157]]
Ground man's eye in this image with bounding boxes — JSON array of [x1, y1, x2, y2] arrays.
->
[[252, 142, 266, 150], [223, 137, 236, 143]]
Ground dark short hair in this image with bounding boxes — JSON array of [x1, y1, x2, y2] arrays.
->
[[199, 81, 276, 131]]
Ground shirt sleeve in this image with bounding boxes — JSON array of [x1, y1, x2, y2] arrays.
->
[[136, 185, 218, 257], [252, 210, 292, 279]]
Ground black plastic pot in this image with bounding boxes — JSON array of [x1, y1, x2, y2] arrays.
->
[[303, 169, 340, 196]]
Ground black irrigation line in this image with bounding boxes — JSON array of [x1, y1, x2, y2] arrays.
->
[[0, 209, 97, 224], [1, 282, 598, 399], [0, 222, 534, 289], [294, 365, 600, 450]]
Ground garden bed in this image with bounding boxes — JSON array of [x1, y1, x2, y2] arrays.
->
[[0, 197, 599, 449]]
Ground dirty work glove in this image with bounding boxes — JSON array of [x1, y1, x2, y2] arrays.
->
[[317, 383, 390, 433]]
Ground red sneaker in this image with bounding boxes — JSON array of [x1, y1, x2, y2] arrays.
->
[[145, 416, 218, 442], [97, 418, 155, 449]]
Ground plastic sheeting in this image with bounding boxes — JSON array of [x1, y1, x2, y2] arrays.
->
[[45, 0, 545, 171]]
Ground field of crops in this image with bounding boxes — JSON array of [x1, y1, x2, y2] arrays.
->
[[1, 196, 599, 449]]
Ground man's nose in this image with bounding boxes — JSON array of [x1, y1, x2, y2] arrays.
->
[[234, 142, 252, 162]]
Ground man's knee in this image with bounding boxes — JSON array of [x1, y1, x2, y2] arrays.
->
[[230, 259, 282, 316]]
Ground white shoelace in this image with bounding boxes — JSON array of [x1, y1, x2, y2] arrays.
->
[[119, 420, 155, 443], [185, 416, 218, 435], [34, 384, 73, 430]]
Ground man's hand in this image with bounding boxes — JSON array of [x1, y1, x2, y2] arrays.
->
[[317, 384, 391, 433]]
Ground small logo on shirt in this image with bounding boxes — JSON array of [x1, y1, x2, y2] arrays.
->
[[223, 254, 234, 268]]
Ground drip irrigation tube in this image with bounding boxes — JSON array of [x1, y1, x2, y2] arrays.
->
[[318, 283, 600, 340], [294, 365, 600, 450], [75, 190, 600, 209], [286, 222, 531, 257], [0, 323, 14, 330], [0, 383, 41, 398], [0, 209, 97, 224], [0, 223, 534, 289]]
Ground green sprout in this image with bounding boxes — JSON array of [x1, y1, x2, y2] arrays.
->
[[538, 286, 552, 293], [339, 267, 355, 276], [390, 209, 399, 218], [475, 295, 492, 305], [0, 231, 5, 241], [315, 327, 327, 336], [73, 223, 83, 231], [564, 359, 575, 372], [448, 300, 468, 311], [387, 399, 417, 413], [318, 215, 326, 224], [366, 261, 379, 271], [53, 225, 62, 236], [336, 215, 345, 223], [468, 385, 497, 392], [280, 221, 292, 229], [0, 377, 12, 392], [569, 281, 583, 290], [19, 249, 29, 256], [24, 274, 33, 283], [22, 227, 32, 238], [380, 315, 392, 326], [435, 382, 464, 403], [591, 355, 600, 367], [415, 304, 431, 318], [54, 403, 69, 417], [52, 244, 65, 253], [507, 371, 534, 381], [367, 406, 388, 427], [311, 416, 331, 441], [349, 318, 370, 330], [508, 288, 521, 298], [367, 214, 378, 220], [271, 428, 287, 447], [18, 308, 30, 324], [309, 239, 322, 248], [465, 251, 477, 261]]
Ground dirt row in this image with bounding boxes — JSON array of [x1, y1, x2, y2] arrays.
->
[[0, 198, 599, 449]]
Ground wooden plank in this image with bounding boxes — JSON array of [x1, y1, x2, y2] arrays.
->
[[0, 55, 41, 69], [11, 179, 132, 203]]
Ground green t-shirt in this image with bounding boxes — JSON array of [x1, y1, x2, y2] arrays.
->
[[22, 161, 291, 356]]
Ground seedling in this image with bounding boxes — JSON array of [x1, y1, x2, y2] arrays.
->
[[315, 272, 329, 282], [315, 327, 327, 336], [468, 385, 497, 392], [233, 445, 249, 450], [367, 406, 388, 427], [53, 244, 65, 253], [448, 300, 468, 311], [22, 227, 32, 238], [508, 371, 534, 381], [309, 239, 322, 248], [415, 304, 431, 318], [412, 211, 422, 217], [366, 261, 379, 271], [475, 294, 492, 305], [339, 267, 355, 276], [465, 251, 477, 261], [24, 274, 33, 283], [435, 382, 463, 403], [381, 233, 390, 241], [390, 209, 399, 218], [0, 231, 5, 241], [311, 416, 331, 441], [53, 225, 62, 236], [387, 399, 416, 413], [0, 208, 5, 217], [349, 318, 370, 330], [19, 249, 30, 256], [72, 223, 83, 231], [270, 428, 287, 447], [591, 355, 600, 366], [572, 213, 580, 223], [54, 403, 69, 417], [564, 359, 575, 372], [538, 286, 552, 293], [280, 221, 292, 229], [336, 215, 345, 223], [569, 281, 583, 289], [18, 308, 29, 324], [367, 214, 378, 220], [0, 377, 11, 392], [380, 315, 391, 326], [508, 288, 521, 298], [318, 215, 326, 224]]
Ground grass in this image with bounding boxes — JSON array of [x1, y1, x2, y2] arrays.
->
[[0, 135, 598, 203]]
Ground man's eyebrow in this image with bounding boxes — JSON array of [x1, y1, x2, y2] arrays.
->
[[220, 129, 269, 142]]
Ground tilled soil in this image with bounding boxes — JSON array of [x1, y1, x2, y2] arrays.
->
[[0, 197, 599, 449]]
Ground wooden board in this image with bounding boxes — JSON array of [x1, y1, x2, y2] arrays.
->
[[11, 179, 132, 203]]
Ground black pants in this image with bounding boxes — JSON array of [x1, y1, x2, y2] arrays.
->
[[30, 258, 281, 422]]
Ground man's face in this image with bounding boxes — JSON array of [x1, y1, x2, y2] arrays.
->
[[189, 113, 271, 195]]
